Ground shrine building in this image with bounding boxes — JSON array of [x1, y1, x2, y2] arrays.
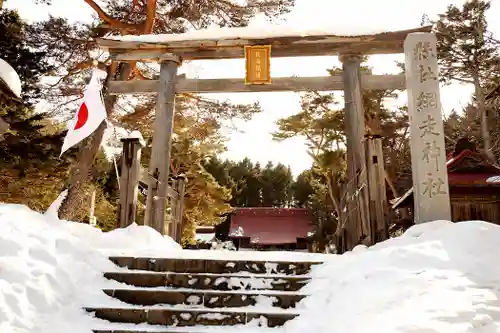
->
[[392, 139, 500, 223], [212, 208, 313, 251]]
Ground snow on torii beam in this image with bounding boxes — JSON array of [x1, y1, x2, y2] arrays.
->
[[97, 26, 430, 95], [96, 26, 432, 61]]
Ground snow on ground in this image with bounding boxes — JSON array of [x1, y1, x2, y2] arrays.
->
[[1, 203, 500, 332], [0, 203, 180, 333], [291, 220, 500, 333]]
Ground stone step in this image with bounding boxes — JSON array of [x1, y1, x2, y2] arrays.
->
[[86, 307, 298, 327], [92, 324, 281, 333], [92, 331, 223, 333], [92, 328, 276, 333], [93, 331, 181, 333], [104, 271, 310, 291], [93, 331, 196, 333], [92, 329, 254, 333], [104, 288, 305, 308], [109, 257, 322, 275]]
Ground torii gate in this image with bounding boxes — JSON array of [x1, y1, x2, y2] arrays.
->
[[96, 26, 451, 250]]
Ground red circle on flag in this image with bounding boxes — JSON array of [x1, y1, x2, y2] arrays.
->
[[74, 102, 89, 130]]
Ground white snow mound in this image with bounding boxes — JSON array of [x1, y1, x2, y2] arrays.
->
[[0, 204, 180, 333], [1, 203, 500, 333], [0, 58, 21, 98], [288, 219, 500, 333]]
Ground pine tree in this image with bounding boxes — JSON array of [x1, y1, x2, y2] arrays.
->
[[0, 8, 64, 171], [0, 8, 72, 210], [291, 169, 314, 208], [24, 0, 294, 220], [204, 157, 295, 209], [227, 158, 262, 207], [430, 0, 500, 160], [260, 161, 293, 207]]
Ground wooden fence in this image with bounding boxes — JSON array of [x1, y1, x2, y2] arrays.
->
[[117, 137, 186, 242]]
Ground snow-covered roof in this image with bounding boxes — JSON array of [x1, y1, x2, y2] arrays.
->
[[126, 130, 146, 147], [195, 233, 216, 243], [0, 58, 21, 98]]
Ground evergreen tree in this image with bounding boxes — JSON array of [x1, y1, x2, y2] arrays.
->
[[0, 8, 50, 103], [260, 161, 293, 207], [0, 8, 64, 172], [429, 0, 500, 160], [0, 8, 71, 211], [204, 157, 295, 209], [291, 169, 315, 208], [228, 158, 262, 207], [25, 0, 295, 220]]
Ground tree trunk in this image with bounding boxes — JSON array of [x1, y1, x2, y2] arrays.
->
[[58, 64, 131, 221], [473, 76, 495, 162]]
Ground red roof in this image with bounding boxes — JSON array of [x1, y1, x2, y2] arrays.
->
[[229, 208, 313, 245], [448, 173, 500, 185], [446, 149, 500, 173]]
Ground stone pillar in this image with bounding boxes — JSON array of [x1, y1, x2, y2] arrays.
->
[[144, 54, 180, 234], [404, 33, 451, 223], [340, 54, 371, 247]]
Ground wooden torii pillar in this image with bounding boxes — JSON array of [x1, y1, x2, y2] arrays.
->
[[144, 54, 180, 235], [340, 54, 371, 248]]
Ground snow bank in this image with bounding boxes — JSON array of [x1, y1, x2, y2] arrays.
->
[[0, 203, 328, 332], [0, 204, 180, 333], [44, 189, 68, 219], [287, 220, 500, 333], [0, 58, 21, 98], [2, 203, 500, 333]]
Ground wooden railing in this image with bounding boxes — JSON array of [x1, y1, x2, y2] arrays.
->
[[117, 137, 186, 242]]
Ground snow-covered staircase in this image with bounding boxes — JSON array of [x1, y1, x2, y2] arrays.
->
[[87, 256, 323, 332]]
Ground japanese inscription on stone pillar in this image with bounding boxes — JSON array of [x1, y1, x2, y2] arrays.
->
[[404, 33, 451, 223]]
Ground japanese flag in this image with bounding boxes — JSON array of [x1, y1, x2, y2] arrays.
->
[[61, 70, 107, 156]]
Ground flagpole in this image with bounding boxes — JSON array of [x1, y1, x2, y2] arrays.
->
[[89, 190, 96, 226], [92, 62, 107, 111]]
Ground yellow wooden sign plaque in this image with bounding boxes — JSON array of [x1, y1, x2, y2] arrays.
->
[[244, 45, 271, 85]]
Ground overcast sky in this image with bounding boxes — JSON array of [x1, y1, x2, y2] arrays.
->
[[7, 0, 500, 175]]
